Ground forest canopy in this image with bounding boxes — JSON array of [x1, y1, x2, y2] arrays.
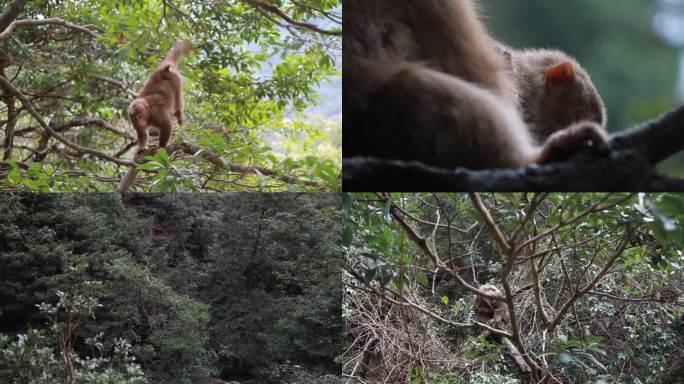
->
[[343, 193, 684, 383], [0, 193, 342, 383], [0, 0, 341, 192]]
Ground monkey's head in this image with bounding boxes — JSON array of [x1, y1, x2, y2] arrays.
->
[[128, 99, 149, 126], [474, 284, 511, 329], [506, 48, 607, 142]]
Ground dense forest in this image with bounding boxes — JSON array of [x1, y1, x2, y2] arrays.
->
[[0, 0, 341, 192], [0, 193, 342, 383], [343, 193, 684, 383]]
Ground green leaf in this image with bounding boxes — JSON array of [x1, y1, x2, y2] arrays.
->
[[342, 224, 353, 247], [558, 352, 574, 364], [341, 193, 352, 214], [416, 273, 428, 287]]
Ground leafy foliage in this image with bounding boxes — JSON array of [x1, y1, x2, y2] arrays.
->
[[0, 193, 341, 383], [0, 0, 341, 191], [343, 193, 684, 383], [0, 291, 147, 384]]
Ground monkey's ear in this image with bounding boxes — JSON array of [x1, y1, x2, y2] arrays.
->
[[164, 64, 172, 72], [545, 61, 574, 86]]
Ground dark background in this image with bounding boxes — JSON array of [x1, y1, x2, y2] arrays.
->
[[482, 0, 683, 175]]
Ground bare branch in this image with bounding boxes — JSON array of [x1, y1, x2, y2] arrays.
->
[[468, 193, 511, 252], [389, 201, 505, 302], [0, 17, 98, 40], [547, 238, 629, 332]]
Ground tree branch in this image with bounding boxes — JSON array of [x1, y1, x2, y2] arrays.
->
[[0, 17, 98, 40], [343, 106, 684, 191], [50, 117, 134, 140], [0, 75, 134, 166], [242, 0, 341, 36], [116, 142, 327, 193], [547, 238, 628, 332]]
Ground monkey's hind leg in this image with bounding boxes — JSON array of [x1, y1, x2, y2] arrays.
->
[[355, 63, 540, 169]]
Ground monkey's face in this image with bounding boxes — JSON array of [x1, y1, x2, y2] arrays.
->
[[129, 102, 149, 126], [133, 112, 148, 127]]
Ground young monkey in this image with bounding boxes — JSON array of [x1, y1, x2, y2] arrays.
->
[[128, 41, 193, 157], [343, 0, 607, 170]]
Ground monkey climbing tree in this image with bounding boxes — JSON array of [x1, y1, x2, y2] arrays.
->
[[0, 0, 341, 192], [343, 193, 684, 383]]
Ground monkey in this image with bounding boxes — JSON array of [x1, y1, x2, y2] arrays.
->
[[473, 284, 533, 373], [501, 47, 607, 162], [128, 41, 193, 157], [474, 284, 510, 329], [343, 0, 607, 170]]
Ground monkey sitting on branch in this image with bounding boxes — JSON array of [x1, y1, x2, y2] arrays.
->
[[344, 0, 607, 171], [474, 284, 511, 329], [128, 41, 193, 159], [473, 284, 532, 373]]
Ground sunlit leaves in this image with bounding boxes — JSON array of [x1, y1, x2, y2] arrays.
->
[[4, 0, 340, 191]]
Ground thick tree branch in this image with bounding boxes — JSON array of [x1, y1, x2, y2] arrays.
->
[[0, 17, 98, 40], [343, 106, 684, 191], [1, 66, 17, 160], [469, 193, 510, 252]]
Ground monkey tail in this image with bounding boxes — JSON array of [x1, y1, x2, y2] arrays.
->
[[164, 40, 193, 65]]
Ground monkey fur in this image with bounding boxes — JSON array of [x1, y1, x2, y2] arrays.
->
[[128, 41, 193, 157], [343, 0, 607, 170], [474, 284, 510, 329], [474, 284, 533, 373]]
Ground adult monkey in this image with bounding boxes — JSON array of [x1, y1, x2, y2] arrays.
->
[[474, 284, 510, 329], [128, 41, 193, 157], [343, 0, 607, 170], [474, 284, 532, 374]]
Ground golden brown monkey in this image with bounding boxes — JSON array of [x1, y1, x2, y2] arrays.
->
[[474, 284, 510, 329], [128, 41, 193, 156], [343, 0, 607, 169]]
